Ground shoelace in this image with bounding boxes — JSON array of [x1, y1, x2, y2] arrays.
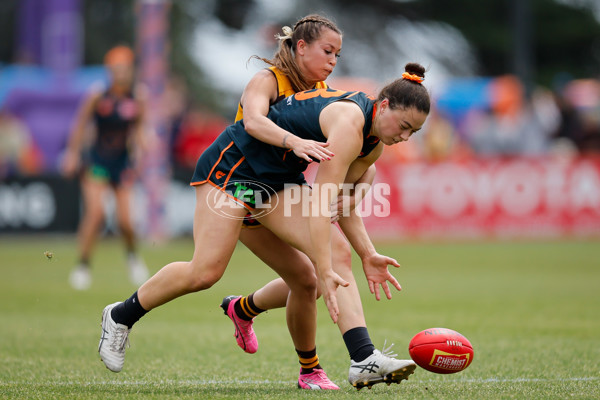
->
[[380, 339, 398, 359], [110, 326, 131, 352]]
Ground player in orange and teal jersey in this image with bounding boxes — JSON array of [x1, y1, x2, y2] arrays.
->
[[235, 65, 329, 227], [191, 89, 380, 204]]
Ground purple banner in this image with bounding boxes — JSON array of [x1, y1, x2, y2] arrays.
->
[[16, 0, 82, 72]]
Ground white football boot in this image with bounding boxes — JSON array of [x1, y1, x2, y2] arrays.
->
[[69, 265, 91, 290], [98, 302, 130, 372], [348, 342, 416, 390], [127, 254, 149, 286]]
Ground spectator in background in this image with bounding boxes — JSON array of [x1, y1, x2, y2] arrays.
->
[[422, 109, 473, 163], [462, 75, 558, 156], [61, 45, 149, 290], [557, 79, 600, 154], [551, 86, 585, 154], [0, 109, 43, 178], [161, 75, 190, 171], [422, 110, 453, 162], [171, 106, 228, 171]]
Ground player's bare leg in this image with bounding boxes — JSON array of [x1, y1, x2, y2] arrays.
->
[[101, 184, 326, 381], [222, 228, 307, 354], [69, 176, 106, 290], [253, 185, 344, 389], [234, 211, 366, 332], [222, 227, 316, 353], [137, 185, 246, 309], [227, 226, 319, 353], [115, 182, 148, 285], [240, 227, 311, 310], [100, 185, 247, 372], [240, 185, 415, 389]]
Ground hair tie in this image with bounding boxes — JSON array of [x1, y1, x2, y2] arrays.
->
[[275, 26, 293, 41], [402, 72, 424, 83]]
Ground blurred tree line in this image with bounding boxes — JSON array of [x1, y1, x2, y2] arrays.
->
[[1, 0, 599, 110], [413, 0, 600, 84], [323, 0, 600, 85]]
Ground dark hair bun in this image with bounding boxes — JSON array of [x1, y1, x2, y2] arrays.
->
[[405, 63, 426, 79]]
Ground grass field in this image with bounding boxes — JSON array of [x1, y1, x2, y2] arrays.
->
[[0, 235, 599, 399]]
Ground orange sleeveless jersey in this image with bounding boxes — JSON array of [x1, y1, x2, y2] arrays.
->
[[234, 66, 328, 122]]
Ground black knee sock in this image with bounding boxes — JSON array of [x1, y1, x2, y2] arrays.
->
[[343, 327, 376, 362], [234, 293, 265, 321], [296, 348, 322, 374], [110, 291, 148, 329]]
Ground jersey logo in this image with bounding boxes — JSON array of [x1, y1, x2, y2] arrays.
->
[[294, 88, 348, 101], [215, 171, 226, 179]]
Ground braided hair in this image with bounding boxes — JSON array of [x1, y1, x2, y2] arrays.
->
[[253, 14, 342, 92]]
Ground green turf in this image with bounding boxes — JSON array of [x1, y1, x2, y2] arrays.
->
[[0, 235, 599, 399]]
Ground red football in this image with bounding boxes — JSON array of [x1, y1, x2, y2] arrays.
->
[[409, 328, 474, 374]]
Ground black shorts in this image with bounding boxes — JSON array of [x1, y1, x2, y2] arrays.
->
[[190, 134, 306, 212], [86, 149, 132, 185]]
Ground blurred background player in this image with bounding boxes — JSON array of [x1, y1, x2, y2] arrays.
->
[[62, 45, 149, 290]]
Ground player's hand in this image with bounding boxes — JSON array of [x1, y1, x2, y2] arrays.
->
[[362, 253, 402, 301], [318, 270, 350, 323], [289, 136, 335, 163], [61, 151, 80, 178]]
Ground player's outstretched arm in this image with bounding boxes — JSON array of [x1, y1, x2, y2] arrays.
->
[[336, 145, 403, 301], [309, 100, 367, 322]]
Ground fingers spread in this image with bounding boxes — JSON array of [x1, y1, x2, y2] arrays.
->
[[389, 275, 402, 292], [382, 282, 392, 300]]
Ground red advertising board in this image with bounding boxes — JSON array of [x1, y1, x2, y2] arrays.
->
[[331, 157, 600, 239]]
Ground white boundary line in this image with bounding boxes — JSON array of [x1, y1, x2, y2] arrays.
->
[[450, 377, 599, 383], [1, 377, 598, 386]]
